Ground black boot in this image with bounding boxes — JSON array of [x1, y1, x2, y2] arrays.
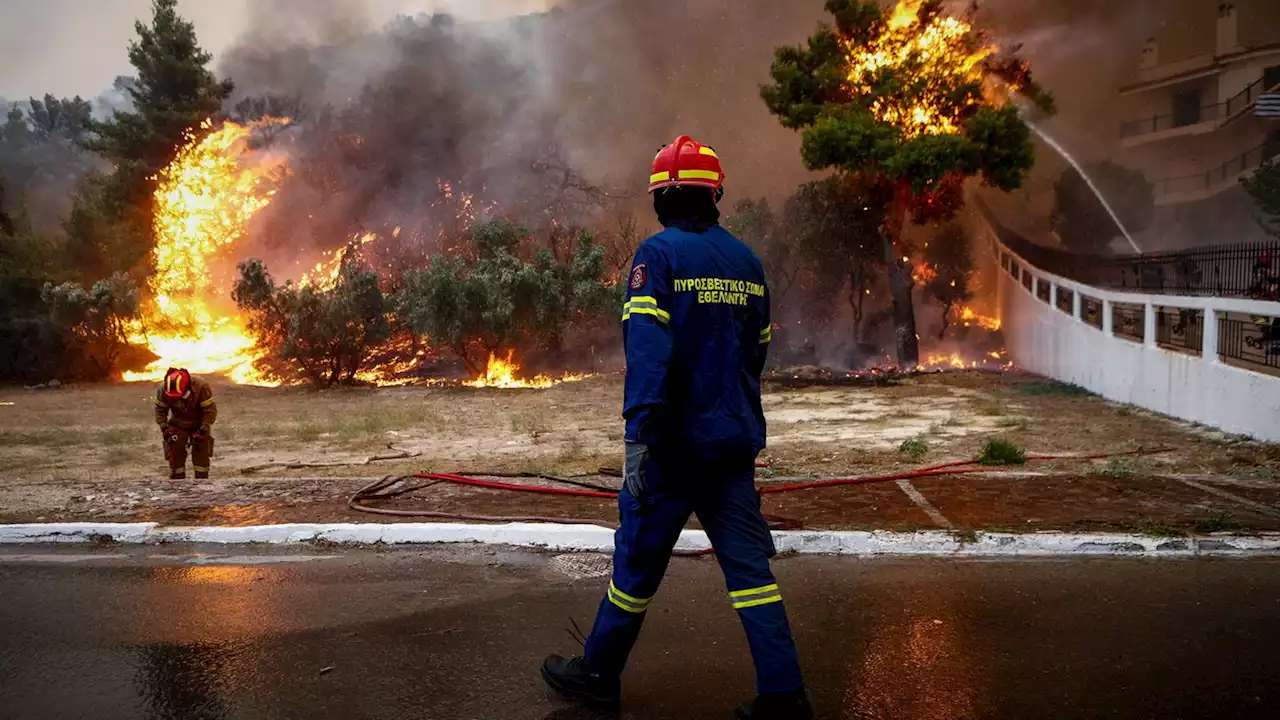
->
[[540, 655, 620, 710], [735, 690, 814, 720], [195, 471, 209, 479], [169, 470, 186, 480]]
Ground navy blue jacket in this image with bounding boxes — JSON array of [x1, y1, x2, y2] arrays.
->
[[621, 224, 771, 460]]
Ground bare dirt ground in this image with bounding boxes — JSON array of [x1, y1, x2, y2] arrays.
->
[[2, 371, 1278, 535]]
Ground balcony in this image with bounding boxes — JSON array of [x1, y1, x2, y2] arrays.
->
[[1120, 77, 1280, 147], [1121, 54, 1218, 92], [1120, 104, 1223, 145], [1152, 142, 1274, 206]]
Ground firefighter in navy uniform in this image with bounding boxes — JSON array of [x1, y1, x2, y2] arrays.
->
[[154, 368, 217, 480], [541, 137, 811, 719]]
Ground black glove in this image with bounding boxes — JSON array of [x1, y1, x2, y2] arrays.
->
[[623, 441, 650, 506], [192, 428, 210, 443]]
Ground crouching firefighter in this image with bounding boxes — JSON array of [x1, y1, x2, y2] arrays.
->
[[540, 136, 812, 719], [154, 368, 217, 480]]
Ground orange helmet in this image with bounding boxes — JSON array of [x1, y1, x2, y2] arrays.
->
[[162, 368, 191, 398], [648, 135, 725, 194]]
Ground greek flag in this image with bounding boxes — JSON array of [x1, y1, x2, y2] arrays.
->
[[1258, 92, 1280, 118]]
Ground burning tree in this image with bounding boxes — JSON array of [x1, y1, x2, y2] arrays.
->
[[919, 223, 974, 338], [396, 220, 618, 376], [122, 119, 287, 386], [761, 0, 1053, 366], [72, 0, 234, 278], [233, 258, 392, 389]]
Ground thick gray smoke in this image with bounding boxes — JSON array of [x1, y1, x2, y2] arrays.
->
[[219, 0, 834, 267], [210, 0, 1189, 367], [219, 0, 1183, 259]]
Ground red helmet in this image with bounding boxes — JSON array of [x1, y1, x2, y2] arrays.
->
[[648, 135, 725, 194], [162, 368, 191, 398]]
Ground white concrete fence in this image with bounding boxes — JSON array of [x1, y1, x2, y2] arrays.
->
[[986, 231, 1280, 442]]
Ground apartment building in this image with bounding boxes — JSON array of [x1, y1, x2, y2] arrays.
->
[[1116, 0, 1280, 249]]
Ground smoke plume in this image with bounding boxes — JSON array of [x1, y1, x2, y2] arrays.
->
[[209, 0, 1207, 367]]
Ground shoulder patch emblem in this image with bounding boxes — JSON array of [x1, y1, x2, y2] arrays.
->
[[629, 262, 648, 290]]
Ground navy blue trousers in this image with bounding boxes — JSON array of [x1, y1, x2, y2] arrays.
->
[[583, 453, 805, 694]]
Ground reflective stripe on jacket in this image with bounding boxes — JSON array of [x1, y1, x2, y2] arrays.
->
[[622, 224, 770, 459]]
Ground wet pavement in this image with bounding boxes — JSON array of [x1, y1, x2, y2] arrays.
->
[[1, 546, 1278, 719]]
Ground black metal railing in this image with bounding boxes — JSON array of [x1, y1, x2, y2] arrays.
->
[[978, 197, 1280, 299], [1155, 307, 1204, 354], [1112, 303, 1146, 343], [1219, 314, 1280, 369], [1119, 77, 1280, 139], [1154, 143, 1272, 197], [1120, 103, 1223, 138], [1224, 76, 1277, 119], [986, 199, 1280, 375], [1056, 287, 1074, 315]]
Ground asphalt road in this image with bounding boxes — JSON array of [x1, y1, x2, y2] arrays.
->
[[1, 546, 1278, 719]]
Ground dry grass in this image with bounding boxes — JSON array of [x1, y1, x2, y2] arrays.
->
[[0, 371, 1273, 485]]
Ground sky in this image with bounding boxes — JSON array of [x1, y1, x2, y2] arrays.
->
[[0, 0, 551, 99], [0, 0, 1177, 206]]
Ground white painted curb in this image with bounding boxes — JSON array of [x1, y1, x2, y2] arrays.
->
[[0, 523, 157, 544], [2, 523, 1279, 556]]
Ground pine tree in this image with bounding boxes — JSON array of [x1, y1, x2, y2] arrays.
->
[[761, 0, 1053, 365], [70, 0, 233, 277]]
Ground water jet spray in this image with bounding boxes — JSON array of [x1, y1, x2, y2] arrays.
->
[[1021, 117, 1143, 254]]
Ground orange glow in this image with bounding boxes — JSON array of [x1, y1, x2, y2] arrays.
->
[[915, 350, 1012, 372], [354, 337, 428, 387], [919, 352, 968, 370], [299, 232, 379, 291], [957, 306, 1002, 331], [845, 0, 995, 138], [119, 117, 600, 390], [463, 350, 590, 389], [123, 119, 288, 386], [913, 262, 938, 285]]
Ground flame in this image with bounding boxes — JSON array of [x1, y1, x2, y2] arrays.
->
[[916, 349, 1012, 372], [957, 306, 1001, 331], [354, 354, 428, 386], [463, 350, 590, 389], [920, 353, 968, 370], [913, 262, 938, 285], [123, 119, 288, 386], [299, 232, 379, 291], [845, 0, 995, 138], [120, 119, 587, 390], [353, 335, 429, 387]]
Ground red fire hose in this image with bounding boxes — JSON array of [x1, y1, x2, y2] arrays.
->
[[349, 448, 1175, 555]]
